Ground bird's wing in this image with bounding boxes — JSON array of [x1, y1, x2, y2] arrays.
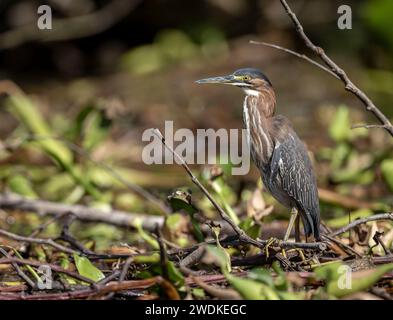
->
[[269, 118, 320, 236]]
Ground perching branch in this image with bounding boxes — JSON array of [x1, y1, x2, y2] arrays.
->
[[252, 0, 393, 137]]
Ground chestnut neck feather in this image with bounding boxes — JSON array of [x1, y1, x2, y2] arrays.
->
[[243, 85, 278, 165]]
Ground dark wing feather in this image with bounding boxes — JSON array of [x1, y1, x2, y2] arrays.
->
[[269, 124, 320, 239]]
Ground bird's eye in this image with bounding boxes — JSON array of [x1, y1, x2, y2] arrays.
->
[[243, 76, 251, 81]]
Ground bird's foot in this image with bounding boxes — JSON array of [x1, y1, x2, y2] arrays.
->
[[264, 237, 278, 258], [284, 248, 306, 263]]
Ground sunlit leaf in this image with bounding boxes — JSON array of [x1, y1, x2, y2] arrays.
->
[[73, 253, 105, 282], [381, 159, 393, 191], [8, 174, 37, 198], [329, 106, 351, 143]]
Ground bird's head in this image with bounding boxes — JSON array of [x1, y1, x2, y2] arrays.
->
[[196, 68, 272, 96]]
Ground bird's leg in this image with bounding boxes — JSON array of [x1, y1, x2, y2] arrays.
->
[[295, 214, 301, 242], [281, 208, 298, 258], [284, 208, 298, 242]]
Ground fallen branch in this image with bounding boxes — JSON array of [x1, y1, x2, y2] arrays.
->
[[0, 248, 36, 288], [329, 213, 393, 237], [0, 257, 97, 285], [191, 276, 241, 300], [0, 193, 164, 231], [0, 277, 161, 300], [0, 229, 77, 255]]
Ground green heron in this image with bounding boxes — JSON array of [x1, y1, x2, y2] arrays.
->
[[196, 68, 320, 241]]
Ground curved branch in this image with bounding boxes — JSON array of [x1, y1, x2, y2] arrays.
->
[[277, 0, 393, 137], [0, 0, 141, 50], [329, 213, 393, 237]]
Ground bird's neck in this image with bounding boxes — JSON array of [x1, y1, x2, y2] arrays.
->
[[243, 86, 276, 118], [243, 87, 276, 164]]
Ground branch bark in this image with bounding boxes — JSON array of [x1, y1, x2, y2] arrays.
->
[[152, 129, 264, 249], [268, 0, 393, 137], [0, 193, 164, 231], [329, 213, 393, 237]]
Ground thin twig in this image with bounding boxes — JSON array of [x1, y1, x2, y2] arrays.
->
[[249, 40, 339, 79], [0, 229, 77, 255], [277, 0, 393, 137], [0, 277, 161, 300], [372, 231, 391, 255], [321, 234, 362, 258], [0, 248, 36, 288], [0, 257, 97, 285], [152, 129, 263, 249], [191, 276, 241, 300], [155, 226, 169, 280], [351, 124, 390, 130], [329, 213, 393, 237]]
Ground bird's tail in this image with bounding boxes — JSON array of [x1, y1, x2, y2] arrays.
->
[[300, 211, 320, 241]]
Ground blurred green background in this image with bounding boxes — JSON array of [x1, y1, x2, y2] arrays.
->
[[0, 0, 392, 239]]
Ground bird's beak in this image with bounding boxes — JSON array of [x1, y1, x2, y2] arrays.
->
[[195, 74, 237, 85]]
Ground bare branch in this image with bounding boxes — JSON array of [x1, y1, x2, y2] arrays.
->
[[0, 0, 142, 50], [329, 213, 393, 237], [249, 40, 339, 79], [0, 257, 97, 285], [351, 124, 390, 130], [277, 0, 393, 137], [0, 193, 164, 231], [0, 248, 36, 288], [0, 229, 77, 255], [152, 129, 263, 249]]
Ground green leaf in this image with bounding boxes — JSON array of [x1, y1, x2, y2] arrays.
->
[[73, 253, 105, 282], [329, 106, 351, 143], [167, 190, 198, 214], [133, 218, 159, 249], [381, 159, 393, 191], [81, 109, 111, 151], [8, 174, 37, 198], [249, 268, 274, 287], [239, 217, 261, 239], [59, 253, 77, 285], [210, 178, 240, 225], [226, 273, 278, 300], [204, 245, 231, 274], [167, 190, 204, 242], [316, 261, 393, 298], [167, 261, 185, 287], [192, 288, 205, 298], [5, 94, 101, 200]]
